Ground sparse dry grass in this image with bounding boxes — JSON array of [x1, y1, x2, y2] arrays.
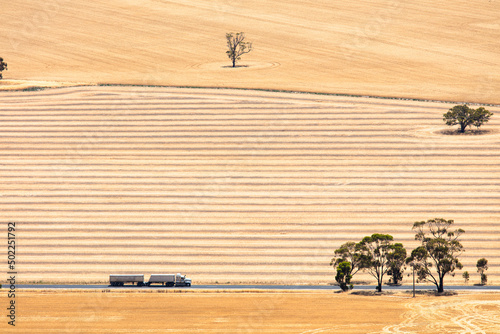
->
[[1, 290, 499, 333]]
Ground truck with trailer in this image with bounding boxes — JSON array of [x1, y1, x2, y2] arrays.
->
[[147, 273, 192, 287], [109, 274, 145, 286], [109, 273, 191, 287]]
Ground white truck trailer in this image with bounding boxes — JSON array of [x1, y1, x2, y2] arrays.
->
[[147, 273, 192, 287], [109, 274, 145, 286]]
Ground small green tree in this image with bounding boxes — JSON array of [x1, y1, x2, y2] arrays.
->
[[226, 32, 253, 68], [0, 57, 7, 79], [387, 243, 407, 285], [357, 234, 403, 292], [462, 271, 470, 284], [335, 261, 353, 291], [330, 241, 362, 279], [443, 104, 493, 133], [406, 218, 464, 293], [476, 258, 488, 285]]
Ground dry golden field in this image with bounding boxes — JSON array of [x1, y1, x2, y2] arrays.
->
[[0, 86, 499, 285], [1, 0, 500, 103], [1, 290, 500, 333], [2, 1, 500, 333]]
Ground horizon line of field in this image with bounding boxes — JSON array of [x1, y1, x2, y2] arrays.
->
[[0, 92, 457, 104], [71, 86, 500, 107], [0, 88, 462, 106], [4, 87, 496, 110]]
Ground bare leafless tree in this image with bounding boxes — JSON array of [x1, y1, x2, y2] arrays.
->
[[226, 32, 252, 68]]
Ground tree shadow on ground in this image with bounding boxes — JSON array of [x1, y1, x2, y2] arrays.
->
[[350, 291, 397, 296], [439, 129, 493, 136]]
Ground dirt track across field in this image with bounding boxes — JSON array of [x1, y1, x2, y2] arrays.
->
[[0, 86, 499, 285], [1, 291, 499, 333], [2, 0, 500, 103]]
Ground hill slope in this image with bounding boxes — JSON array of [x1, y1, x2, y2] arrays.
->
[[2, 0, 500, 103]]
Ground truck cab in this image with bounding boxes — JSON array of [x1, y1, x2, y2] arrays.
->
[[175, 273, 192, 287]]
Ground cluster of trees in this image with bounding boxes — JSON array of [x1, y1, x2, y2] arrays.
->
[[0, 57, 7, 79], [463, 258, 489, 285], [330, 218, 489, 293], [443, 104, 493, 133], [330, 234, 406, 292]]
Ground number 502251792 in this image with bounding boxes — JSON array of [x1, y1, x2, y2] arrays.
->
[[8, 222, 16, 271]]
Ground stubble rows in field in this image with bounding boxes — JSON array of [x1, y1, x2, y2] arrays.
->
[[0, 86, 499, 285]]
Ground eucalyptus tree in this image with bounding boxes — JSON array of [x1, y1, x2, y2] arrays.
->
[[406, 218, 465, 293]]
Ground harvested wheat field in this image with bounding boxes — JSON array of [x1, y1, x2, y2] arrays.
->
[[1, 290, 500, 333], [1, 0, 500, 103], [0, 85, 499, 285]]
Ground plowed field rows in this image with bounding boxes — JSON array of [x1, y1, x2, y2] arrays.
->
[[1, 86, 499, 284]]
